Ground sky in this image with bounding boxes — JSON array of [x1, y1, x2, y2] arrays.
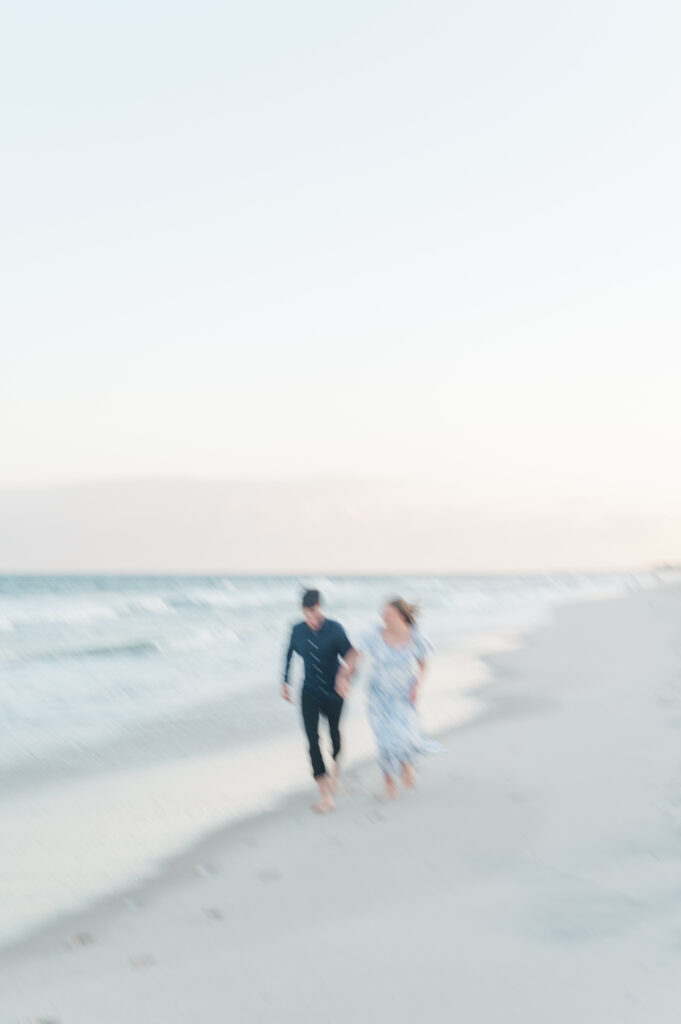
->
[[1, 1, 680, 569]]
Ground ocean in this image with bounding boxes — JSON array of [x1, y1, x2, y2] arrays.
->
[[0, 571, 652, 947]]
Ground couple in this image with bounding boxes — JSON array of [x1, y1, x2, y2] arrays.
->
[[281, 588, 443, 813]]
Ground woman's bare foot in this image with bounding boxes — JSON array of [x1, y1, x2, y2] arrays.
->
[[311, 798, 335, 813], [385, 774, 398, 800], [401, 762, 415, 788]]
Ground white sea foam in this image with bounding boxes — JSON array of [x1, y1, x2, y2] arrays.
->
[[2, 602, 121, 627], [119, 595, 173, 615], [157, 626, 241, 654]]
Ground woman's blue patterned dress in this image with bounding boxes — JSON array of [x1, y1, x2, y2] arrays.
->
[[359, 626, 445, 776]]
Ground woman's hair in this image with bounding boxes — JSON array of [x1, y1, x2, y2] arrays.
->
[[388, 597, 419, 626]]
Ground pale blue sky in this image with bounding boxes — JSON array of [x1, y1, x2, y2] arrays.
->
[[2, 1, 680, 519]]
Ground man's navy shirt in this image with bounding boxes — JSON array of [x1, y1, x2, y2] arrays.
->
[[283, 618, 352, 699]]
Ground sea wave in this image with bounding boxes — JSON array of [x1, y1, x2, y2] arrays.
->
[[156, 626, 241, 654], [0, 639, 161, 666], [173, 585, 296, 610], [2, 603, 121, 627], [115, 595, 173, 616]]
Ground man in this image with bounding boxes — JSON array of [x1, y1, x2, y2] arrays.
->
[[282, 589, 355, 813]]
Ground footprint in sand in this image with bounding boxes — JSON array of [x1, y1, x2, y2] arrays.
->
[[129, 953, 157, 970], [203, 907, 224, 920], [539, 890, 641, 941], [195, 862, 219, 878], [62, 931, 95, 951], [257, 868, 282, 883]]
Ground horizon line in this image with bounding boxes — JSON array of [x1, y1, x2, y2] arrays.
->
[[0, 566, 658, 577]]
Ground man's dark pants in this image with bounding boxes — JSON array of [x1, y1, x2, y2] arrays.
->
[[301, 690, 343, 778]]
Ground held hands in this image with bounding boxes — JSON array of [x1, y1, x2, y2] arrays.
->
[[281, 682, 293, 703], [335, 669, 351, 699]]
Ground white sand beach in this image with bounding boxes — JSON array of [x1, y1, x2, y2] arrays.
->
[[2, 583, 681, 1023]]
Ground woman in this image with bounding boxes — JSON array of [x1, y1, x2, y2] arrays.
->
[[336, 598, 443, 799]]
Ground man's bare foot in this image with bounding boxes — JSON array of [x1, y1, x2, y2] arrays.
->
[[385, 775, 398, 800], [401, 762, 415, 788], [328, 763, 340, 795], [311, 776, 335, 813]]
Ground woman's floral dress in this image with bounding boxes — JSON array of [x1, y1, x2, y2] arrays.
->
[[359, 626, 444, 776]]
